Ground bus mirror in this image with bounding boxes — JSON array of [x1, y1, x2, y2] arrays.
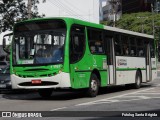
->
[[2, 33, 13, 54]]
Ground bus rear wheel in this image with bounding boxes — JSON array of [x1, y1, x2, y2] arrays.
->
[[86, 74, 99, 97], [38, 89, 53, 98], [134, 71, 141, 89]]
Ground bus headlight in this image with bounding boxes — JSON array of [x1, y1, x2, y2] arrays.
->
[[58, 70, 62, 74]]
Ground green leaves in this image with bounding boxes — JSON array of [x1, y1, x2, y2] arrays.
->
[[0, 0, 45, 33], [116, 12, 152, 34], [101, 12, 160, 36]]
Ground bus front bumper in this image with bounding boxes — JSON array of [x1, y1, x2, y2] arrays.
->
[[11, 72, 71, 89]]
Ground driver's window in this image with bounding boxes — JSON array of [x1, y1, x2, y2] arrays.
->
[[19, 37, 26, 59], [70, 25, 85, 63]]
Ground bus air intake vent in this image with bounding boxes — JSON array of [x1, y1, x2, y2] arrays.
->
[[19, 81, 58, 86]]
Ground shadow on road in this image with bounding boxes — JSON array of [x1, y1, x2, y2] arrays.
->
[[0, 83, 153, 101]]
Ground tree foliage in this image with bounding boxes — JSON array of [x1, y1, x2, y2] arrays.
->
[[101, 12, 160, 37], [0, 0, 45, 33], [116, 12, 160, 35]]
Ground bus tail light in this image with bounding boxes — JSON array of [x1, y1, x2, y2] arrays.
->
[[31, 79, 42, 84]]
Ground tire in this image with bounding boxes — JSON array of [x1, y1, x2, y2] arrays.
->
[[38, 89, 53, 98], [86, 74, 99, 97], [133, 71, 141, 89]]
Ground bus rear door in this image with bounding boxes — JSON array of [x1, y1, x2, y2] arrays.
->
[[105, 36, 116, 85], [146, 43, 152, 82]]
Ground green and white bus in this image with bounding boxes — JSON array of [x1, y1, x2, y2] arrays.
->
[[3, 17, 157, 97]]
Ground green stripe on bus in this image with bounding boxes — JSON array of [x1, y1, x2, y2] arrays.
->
[[116, 68, 146, 71], [152, 68, 156, 70]]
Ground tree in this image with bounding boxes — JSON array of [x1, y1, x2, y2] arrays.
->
[[0, 0, 45, 32], [101, 12, 160, 36]]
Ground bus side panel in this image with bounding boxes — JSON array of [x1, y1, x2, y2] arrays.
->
[[70, 55, 108, 89], [71, 71, 91, 89], [100, 71, 108, 87], [116, 71, 136, 85], [91, 55, 108, 87], [116, 56, 146, 85], [141, 70, 147, 83], [69, 25, 108, 89], [151, 58, 157, 81], [69, 43, 92, 89]]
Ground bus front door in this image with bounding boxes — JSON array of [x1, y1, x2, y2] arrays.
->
[[146, 43, 152, 82], [106, 37, 116, 85]]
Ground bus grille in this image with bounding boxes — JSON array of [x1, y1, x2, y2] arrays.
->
[[18, 81, 58, 86], [17, 73, 54, 78]]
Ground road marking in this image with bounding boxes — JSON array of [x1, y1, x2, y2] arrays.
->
[[122, 95, 151, 98], [50, 107, 67, 111], [76, 96, 160, 106], [135, 93, 160, 94], [77, 99, 143, 106], [77, 98, 149, 106], [50, 83, 160, 111], [76, 84, 160, 106]]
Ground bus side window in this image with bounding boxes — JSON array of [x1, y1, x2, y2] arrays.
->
[[115, 35, 122, 56], [129, 37, 137, 56], [90, 46, 96, 53], [123, 45, 129, 55], [130, 47, 136, 56], [90, 41, 103, 53], [137, 38, 144, 57], [122, 35, 129, 56], [88, 28, 104, 54]]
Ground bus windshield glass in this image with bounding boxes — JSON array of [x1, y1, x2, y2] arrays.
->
[[13, 20, 66, 66]]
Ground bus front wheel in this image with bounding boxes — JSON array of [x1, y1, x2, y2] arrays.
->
[[38, 89, 53, 98], [86, 74, 99, 97]]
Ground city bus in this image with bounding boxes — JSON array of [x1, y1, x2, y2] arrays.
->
[[3, 17, 157, 97]]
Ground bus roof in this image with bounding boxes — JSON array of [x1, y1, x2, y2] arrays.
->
[[15, 17, 154, 39], [103, 25, 154, 39], [69, 18, 154, 39]]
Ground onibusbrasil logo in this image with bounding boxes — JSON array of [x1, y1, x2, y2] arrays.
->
[[1, 112, 42, 118]]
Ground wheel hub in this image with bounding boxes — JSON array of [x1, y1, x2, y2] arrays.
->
[[137, 76, 140, 85], [91, 79, 97, 92]]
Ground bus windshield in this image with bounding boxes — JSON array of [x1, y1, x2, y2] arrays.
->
[[13, 20, 66, 66]]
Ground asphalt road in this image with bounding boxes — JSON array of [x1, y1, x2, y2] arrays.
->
[[0, 73, 160, 120]]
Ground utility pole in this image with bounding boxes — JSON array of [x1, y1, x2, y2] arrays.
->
[[28, 0, 32, 19], [109, 0, 118, 27], [151, 2, 155, 35]]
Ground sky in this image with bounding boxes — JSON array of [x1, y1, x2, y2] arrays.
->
[[37, 0, 99, 22], [0, 0, 102, 45]]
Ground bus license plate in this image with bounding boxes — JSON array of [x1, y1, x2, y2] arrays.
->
[[31, 80, 42, 84], [0, 84, 6, 88]]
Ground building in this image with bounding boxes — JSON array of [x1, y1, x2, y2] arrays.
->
[[102, 0, 122, 21], [101, 0, 158, 22], [101, 0, 122, 22], [122, 0, 153, 14]]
